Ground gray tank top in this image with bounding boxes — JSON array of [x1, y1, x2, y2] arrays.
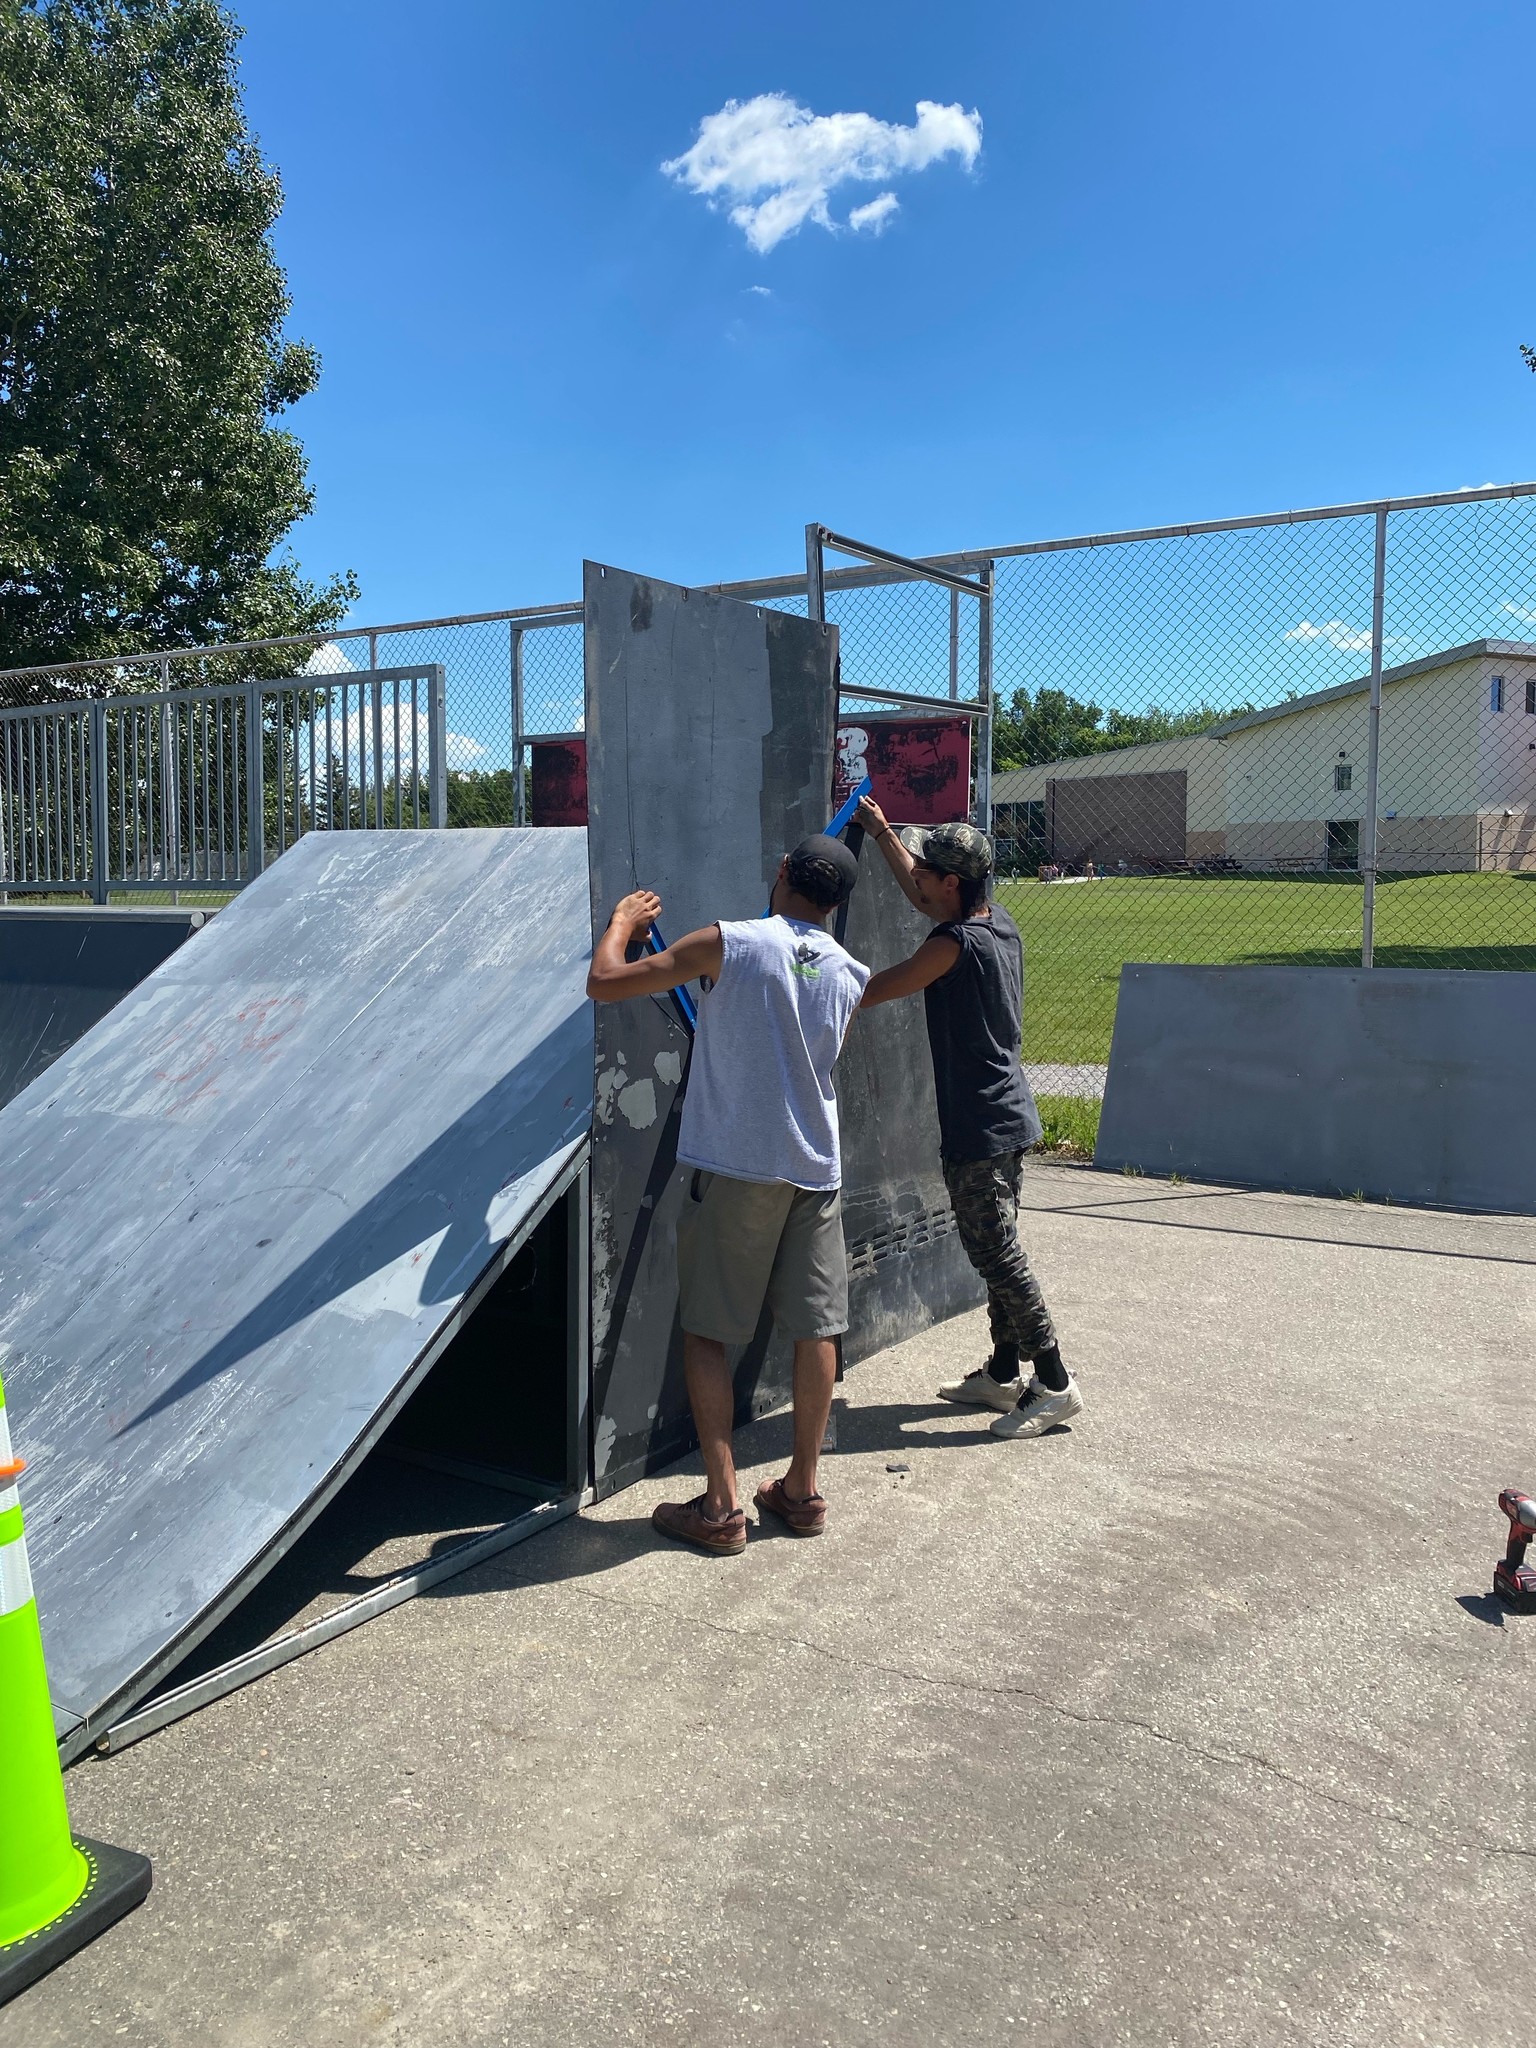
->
[[677, 916, 870, 1191]]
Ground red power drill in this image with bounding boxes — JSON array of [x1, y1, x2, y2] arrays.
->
[[1494, 1489, 1536, 1612]]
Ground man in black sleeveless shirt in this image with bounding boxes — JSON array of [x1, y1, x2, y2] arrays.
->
[[855, 801, 1084, 1438]]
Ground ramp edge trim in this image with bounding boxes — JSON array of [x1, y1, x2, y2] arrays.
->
[[93, 1490, 586, 1756]]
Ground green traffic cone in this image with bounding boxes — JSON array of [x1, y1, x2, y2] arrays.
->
[[0, 1374, 151, 2004]]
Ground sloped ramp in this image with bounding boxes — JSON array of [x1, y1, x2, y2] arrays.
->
[[0, 828, 593, 1757]]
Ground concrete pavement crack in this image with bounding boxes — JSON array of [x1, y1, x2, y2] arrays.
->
[[525, 1572, 1534, 1866]]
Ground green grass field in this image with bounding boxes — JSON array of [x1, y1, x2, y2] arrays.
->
[[996, 871, 1536, 1065]]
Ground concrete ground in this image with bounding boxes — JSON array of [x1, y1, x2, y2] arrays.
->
[[12, 1163, 1536, 2048]]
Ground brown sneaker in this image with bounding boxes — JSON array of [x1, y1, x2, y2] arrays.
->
[[652, 1493, 748, 1556], [753, 1477, 828, 1538]]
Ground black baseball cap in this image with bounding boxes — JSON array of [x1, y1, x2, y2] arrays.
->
[[786, 833, 861, 908]]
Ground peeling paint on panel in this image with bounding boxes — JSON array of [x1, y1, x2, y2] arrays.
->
[[653, 1050, 682, 1087], [595, 1065, 625, 1125], [616, 1078, 657, 1129], [593, 1409, 618, 1478]]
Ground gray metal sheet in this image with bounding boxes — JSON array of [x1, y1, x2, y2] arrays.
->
[[585, 565, 836, 1490], [1095, 961, 1536, 1211], [0, 908, 211, 1109], [834, 854, 985, 1362], [0, 828, 592, 1745], [584, 563, 978, 1492]]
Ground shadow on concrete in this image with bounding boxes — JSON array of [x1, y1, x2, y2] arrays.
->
[[1454, 1591, 1513, 1628], [420, 1396, 1080, 1597], [154, 1459, 540, 1689]]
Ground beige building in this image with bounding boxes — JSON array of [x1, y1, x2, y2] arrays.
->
[[993, 640, 1536, 874]]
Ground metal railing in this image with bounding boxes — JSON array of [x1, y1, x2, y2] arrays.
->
[[0, 667, 446, 900], [803, 524, 994, 826]]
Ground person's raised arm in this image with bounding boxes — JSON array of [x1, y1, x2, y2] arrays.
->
[[859, 932, 961, 1009], [855, 795, 925, 910], [586, 891, 724, 1003]]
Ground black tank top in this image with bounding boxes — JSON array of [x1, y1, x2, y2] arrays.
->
[[922, 902, 1043, 1161]]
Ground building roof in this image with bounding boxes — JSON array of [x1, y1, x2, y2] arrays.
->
[[1203, 639, 1536, 738], [990, 640, 1536, 802]]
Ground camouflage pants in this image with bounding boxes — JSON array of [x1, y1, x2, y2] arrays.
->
[[942, 1151, 1057, 1360]]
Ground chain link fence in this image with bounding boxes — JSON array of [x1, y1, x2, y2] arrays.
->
[[985, 493, 1536, 1123], [5, 486, 1536, 1142]]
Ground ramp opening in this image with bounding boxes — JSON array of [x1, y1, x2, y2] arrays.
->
[[381, 1184, 575, 1496], [101, 1172, 589, 1752]]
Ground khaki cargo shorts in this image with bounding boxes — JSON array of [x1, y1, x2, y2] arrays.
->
[[676, 1169, 848, 1346]]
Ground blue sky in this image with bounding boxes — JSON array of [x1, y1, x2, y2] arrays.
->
[[238, 0, 1536, 631]]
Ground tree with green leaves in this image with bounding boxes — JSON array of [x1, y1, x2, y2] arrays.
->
[[0, 0, 354, 683], [992, 685, 1248, 770]]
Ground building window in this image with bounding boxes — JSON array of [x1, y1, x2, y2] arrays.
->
[[1334, 764, 1352, 792], [992, 799, 1048, 871], [1023, 799, 1046, 841], [1325, 819, 1360, 871], [1526, 678, 1535, 715], [1492, 675, 1506, 712]]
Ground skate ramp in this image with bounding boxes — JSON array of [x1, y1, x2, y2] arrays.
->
[[0, 907, 212, 1110], [1095, 961, 1536, 1210], [0, 828, 592, 1755]]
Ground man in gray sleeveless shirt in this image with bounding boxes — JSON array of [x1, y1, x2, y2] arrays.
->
[[587, 835, 869, 1555]]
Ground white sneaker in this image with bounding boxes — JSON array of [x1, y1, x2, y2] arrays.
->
[[937, 1366, 1024, 1412], [990, 1375, 1084, 1438]]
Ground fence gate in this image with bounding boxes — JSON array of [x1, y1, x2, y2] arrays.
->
[[0, 668, 446, 901]]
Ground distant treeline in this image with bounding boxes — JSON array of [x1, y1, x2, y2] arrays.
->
[[992, 688, 1256, 770]]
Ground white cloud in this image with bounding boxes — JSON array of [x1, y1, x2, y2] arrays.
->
[[849, 191, 900, 235], [746, 284, 773, 297], [299, 704, 486, 784], [662, 94, 982, 254], [302, 640, 361, 675], [1501, 601, 1536, 623], [1284, 619, 1374, 652]]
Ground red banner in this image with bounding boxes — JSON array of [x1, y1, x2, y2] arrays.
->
[[530, 739, 588, 827], [834, 717, 972, 826]]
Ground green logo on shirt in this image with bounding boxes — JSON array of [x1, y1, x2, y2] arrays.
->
[[789, 941, 823, 981]]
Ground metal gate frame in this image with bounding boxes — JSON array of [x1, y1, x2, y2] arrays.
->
[[0, 666, 447, 901]]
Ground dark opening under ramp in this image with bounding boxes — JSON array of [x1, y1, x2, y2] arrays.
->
[[0, 828, 592, 1757]]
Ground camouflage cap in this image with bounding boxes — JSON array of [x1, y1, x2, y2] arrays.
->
[[897, 819, 994, 880]]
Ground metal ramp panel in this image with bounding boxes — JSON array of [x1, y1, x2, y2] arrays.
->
[[0, 827, 592, 1759]]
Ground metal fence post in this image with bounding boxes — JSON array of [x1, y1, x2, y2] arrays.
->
[[160, 657, 181, 902], [244, 682, 265, 879], [976, 562, 995, 833], [428, 667, 448, 827], [89, 701, 108, 905], [511, 625, 526, 827], [1361, 508, 1388, 967], [804, 524, 826, 624]]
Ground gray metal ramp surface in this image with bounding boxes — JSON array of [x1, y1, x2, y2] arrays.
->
[[0, 828, 592, 1753]]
